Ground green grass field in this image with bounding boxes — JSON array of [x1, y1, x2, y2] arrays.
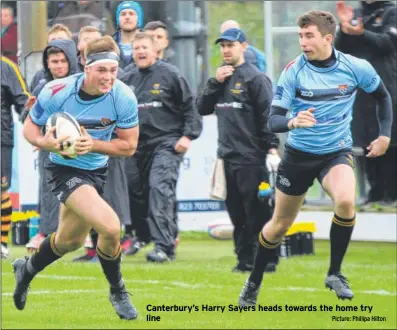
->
[[2, 233, 396, 329]]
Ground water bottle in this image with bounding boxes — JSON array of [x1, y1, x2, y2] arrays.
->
[[258, 181, 273, 201], [29, 215, 40, 239]]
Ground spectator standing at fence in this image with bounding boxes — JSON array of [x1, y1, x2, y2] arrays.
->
[[121, 32, 202, 262], [29, 24, 73, 92], [112, 1, 144, 69], [144, 21, 175, 63], [197, 28, 279, 273], [1, 4, 18, 63], [335, 0, 397, 208], [1, 56, 30, 259]]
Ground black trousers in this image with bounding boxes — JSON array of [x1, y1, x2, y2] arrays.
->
[[224, 161, 273, 267], [102, 156, 131, 226], [125, 142, 183, 254], [364, 146, 397, 202], [38, 150, 60, 235]]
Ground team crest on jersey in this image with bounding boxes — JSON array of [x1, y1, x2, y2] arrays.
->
[[150, 83, 162, 95], [1, 176, 8, 189], [100, 117, 112, 126], [338, 84, 348, 95], [231, 82, 243, 94], [49, 83, 66, 97], [373, 16, 383, 27]]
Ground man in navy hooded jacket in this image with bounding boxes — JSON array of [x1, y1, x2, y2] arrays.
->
[[112, 1, 144, 69]]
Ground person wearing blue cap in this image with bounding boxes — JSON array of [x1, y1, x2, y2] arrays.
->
[[220, 20, 267, 73], [197, 28, 280, 274], [112, 1, 144, 68]]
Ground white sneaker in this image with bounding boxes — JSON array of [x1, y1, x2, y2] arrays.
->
[[1, 244, 9, 259]]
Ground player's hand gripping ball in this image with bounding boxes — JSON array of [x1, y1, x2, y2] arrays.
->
[[45, 112, 82, 159]]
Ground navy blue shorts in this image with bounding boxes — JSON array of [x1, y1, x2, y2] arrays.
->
[[276, 144, 355, 196], [45, 161, 107, 204]]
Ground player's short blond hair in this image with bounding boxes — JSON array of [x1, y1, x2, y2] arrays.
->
[[85, 35, 120, 58]]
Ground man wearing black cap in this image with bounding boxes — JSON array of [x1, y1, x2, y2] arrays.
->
[[197, 28, 280, 273]]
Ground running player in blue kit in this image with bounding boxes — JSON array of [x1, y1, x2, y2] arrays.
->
[[12, 36, 140, 320], [239, 10, 393, 305]]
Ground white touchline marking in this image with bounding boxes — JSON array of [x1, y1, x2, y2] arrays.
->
[[1, 273, 97, 280], [2, 274, 395, 296], [2, 289, 105, 296], [271, 286, 397, 296]]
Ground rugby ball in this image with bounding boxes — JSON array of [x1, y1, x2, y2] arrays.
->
[[46, 112, 81, 159], [208, 218, 233, 240]]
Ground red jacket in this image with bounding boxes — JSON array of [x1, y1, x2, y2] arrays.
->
[[1, 23, 18, 64]]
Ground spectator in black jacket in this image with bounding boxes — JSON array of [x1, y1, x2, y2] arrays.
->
[[335, 0, 397, 207], [121, 32, 202, 262], [196, 28, 280, 273], [1, 56, 30, 259]]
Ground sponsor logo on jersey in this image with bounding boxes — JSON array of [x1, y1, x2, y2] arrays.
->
[[138, 101, 163, 109], [216, 102, 243, 109], [301, 90, 314, 97]]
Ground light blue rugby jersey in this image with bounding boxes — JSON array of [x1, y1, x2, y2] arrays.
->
[[272, 49, 381, 154], [29, 73, 139, 170]]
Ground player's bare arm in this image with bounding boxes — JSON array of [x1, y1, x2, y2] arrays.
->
[[88, 125, 139, 157]]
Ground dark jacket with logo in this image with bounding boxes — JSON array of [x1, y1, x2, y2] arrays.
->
[[197, 61, 278, 165], [121, 60, 202, 148], [335, 0, 397, 146], [1, 56, 30, 146]]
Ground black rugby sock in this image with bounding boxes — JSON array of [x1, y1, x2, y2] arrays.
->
[[97, 245, 124, 290], [328, 213, 355, 275], [25, 233, 64, 282], [248, 231, 281, 286]]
